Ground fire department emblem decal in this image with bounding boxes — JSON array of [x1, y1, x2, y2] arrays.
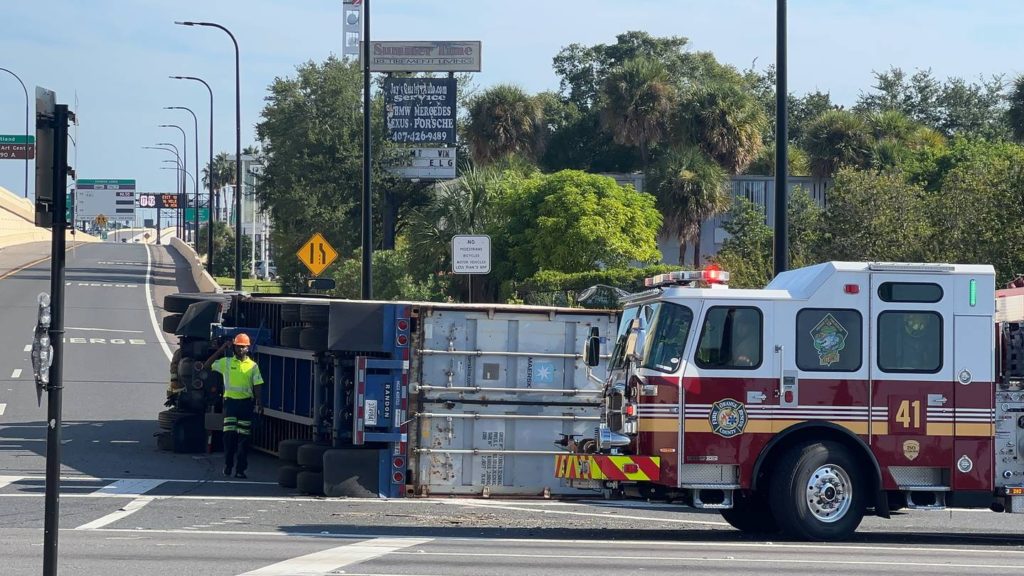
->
[[811, 313, 848, 366], [902, 440, 920, 461], [709, 399, 748, 438]]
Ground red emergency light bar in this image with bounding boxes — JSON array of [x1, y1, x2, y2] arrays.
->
[[644, 267, 731, 288]]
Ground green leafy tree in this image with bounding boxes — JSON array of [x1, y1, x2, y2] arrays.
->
[[329, 246, 449, 301], [1007, 75, 1024, 143], [819, 168, 933, 262], [648, 146, 730, 265], [599, 57, 676, 173], [197, 220, 252, 278], [803, 110, 873, 177], [502, 170, 662, 276], [466, 84, 545, 165], [743, 143, 811, 176]]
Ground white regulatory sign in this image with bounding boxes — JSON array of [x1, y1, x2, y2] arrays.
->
[[451, 235, 491, 274]]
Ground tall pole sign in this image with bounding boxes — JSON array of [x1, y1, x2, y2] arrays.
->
[[343, 0, 362, 59]]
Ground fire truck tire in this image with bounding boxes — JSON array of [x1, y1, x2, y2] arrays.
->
[[298, 327, 329, 352], [299, 304, 329, 325], [280, 326, 303, 348], [162, 314, 183, 334], [297, 443, 331, 470], [769, 441, 865, 541], [277, 439, 309, 463], [281, 303, 301, 323], [296, 470, 325, 496], [720, 492, 778, 534], [277, 464, 301, 489]]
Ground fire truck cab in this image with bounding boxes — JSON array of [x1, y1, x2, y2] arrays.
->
[[556, 261, 1024, 540]]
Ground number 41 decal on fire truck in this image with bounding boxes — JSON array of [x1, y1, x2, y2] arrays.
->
[[890, 398, 924, 433]]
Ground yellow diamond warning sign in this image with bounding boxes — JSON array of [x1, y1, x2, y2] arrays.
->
[[296, 232, 338, 276]]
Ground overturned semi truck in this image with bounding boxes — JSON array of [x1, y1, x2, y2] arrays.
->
[[158, 293, 616, 498]]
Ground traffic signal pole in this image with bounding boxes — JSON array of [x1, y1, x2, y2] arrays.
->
[[42, 103, 71, 576]]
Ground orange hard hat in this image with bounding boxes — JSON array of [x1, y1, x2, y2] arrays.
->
[[233, 333, 251, 346]]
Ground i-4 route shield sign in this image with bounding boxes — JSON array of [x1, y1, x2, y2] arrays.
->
[[297, 232, 338, 276]]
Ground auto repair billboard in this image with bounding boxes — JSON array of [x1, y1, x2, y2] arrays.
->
[[384, 78, 457, 145]]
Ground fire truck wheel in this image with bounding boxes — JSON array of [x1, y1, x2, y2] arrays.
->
[[769, 441, 865, 541], [296, 470, 325, 496], [720, 491, 778, 534]]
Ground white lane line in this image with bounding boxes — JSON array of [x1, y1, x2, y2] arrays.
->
[[238, 537, 432, 576], [442, 499, 729, 527], [66, 326, 145, 334], [388, 549, 1022, 571], [0, 475, 21, 489], [10, 369, 22, 379], [23, 345, 31, 353], [144, 245, 173, 362], [75, 496, 155, 530], [92, 478, 165, 496], [0, 403, 6, 416]]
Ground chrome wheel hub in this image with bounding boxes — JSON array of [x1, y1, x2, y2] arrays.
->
[[806, 464, 852, 523]]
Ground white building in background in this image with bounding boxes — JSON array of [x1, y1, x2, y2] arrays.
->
[[228, 153, 273, 278], [603, 173, 832, 267]]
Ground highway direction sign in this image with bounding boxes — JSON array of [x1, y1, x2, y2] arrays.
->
[[77, 179, 136, 222], [0, 135, 34, 159], [297, 232, 338, 276]]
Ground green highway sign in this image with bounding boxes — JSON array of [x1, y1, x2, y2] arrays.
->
[[77, 179, 136, 187], [184, 207, 210, 223], [0, 135, 35, 159], [0, 135, 34, 144]]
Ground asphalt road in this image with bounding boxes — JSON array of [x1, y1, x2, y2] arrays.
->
[[2, 242, 1024, 575]]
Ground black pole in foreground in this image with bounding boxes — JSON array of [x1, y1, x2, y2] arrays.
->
[[43, 103, 71, 576], [361, 0, 373, 299], [774, 0, 789, 277]]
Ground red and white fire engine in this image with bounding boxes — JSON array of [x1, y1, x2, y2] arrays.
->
[[555, 261, 1024, 540]]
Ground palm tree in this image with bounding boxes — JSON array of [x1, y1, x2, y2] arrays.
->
[[649, 146, 731, 265], [466, 85, 545, 165], [803, 110, 873, 177], [599, 57, 675, 174], [674, 79, 766, 174], [201, 152, 237, 190], [1008, 75, 1024, 143]]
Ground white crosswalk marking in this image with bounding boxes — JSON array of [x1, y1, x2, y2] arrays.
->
[[91, 478, 165, 496], [0, 476, 21, 490], [0, 403, 6, 416], [238, 537, 432, 576], [75, 496, 155, 530]]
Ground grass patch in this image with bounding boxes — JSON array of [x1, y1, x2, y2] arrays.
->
[[215, 276, 284, 294]]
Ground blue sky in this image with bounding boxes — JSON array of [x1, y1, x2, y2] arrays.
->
[[2, 0, 1023, 201]]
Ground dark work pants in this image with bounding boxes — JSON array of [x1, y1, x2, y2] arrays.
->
[[223, 397, 254, 473]]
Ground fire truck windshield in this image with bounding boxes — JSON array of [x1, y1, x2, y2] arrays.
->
[[610, 302, 693, 373]]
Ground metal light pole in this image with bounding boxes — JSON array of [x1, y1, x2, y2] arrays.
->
[[0, 67, 30, 199], [156, 142, 182, 239], [774, 0, 789, 277], [170, 76, 215, 273], [176, 20, 242, 290], [159, 124, 188, 242], [144, 145, 180, 239], [166, 107, 200, 248], [361, 0, 373, 299]]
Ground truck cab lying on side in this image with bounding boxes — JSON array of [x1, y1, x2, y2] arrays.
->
[[556, 262, 1024, 541]]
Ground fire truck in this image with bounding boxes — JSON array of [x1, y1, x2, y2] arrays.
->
[[555, 261, 1024, 540]]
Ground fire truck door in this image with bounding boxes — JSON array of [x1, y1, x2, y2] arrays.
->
[[869, 274, 955, 487]]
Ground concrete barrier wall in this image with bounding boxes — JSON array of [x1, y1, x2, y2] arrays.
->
[[0, 186, 99, 247], [169, 236, 222, 293]]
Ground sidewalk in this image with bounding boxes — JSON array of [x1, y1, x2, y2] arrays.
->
[[0, 240, 94, 280]]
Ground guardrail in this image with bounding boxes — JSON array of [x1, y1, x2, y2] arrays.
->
[[168, 236, 222, 293]]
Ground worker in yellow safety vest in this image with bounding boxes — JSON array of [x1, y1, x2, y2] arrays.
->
[[198, 333, 264, 478]]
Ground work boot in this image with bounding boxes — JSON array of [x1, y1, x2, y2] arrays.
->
[[234, 471, 247, 479], [223, 466, 232, 477]]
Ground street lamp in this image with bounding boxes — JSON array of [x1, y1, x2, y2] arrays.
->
[[165, 106, 200, 249], [170, 76, 216, 275], [156, 141, 183, 239], [143, 145, 181, 240], [159, 124, 189, 242], [175, 20, 242, 290], [0, 67, 30, 199]]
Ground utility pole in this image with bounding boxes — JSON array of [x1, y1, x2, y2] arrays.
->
[[361, 0, 373, 299], [774, 0, 789, 277]]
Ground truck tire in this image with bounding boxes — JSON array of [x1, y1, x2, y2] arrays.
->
[[156, 431, 174, 451], [299, 304, 329, 325], [720, 491, 779, 534], [178, 359, 196, 381], [162, 314, 182, 334], [323, 448, 380, 498], [185, 340, 211, 359], [158, 409, 193, 431], [296, 442, 332, 471], [278, 464, 301, 489], [298, 327, 329, 352], [281, 303, 301, 323], [769, 441, 865, 541], [278, 439, 309, 463], [296, 470, 325, 496], [170, 348, 182, 376], [280, 326, 302, 348], [171, 415, 206, 453]]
